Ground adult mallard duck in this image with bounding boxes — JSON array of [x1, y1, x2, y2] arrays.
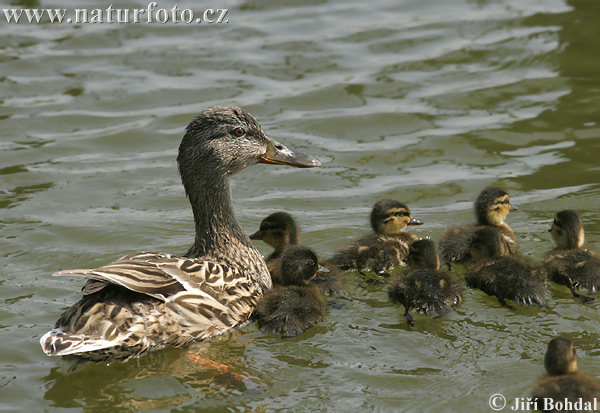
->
[[250, 211, 345, 296], [537, 209, 599, 303], [331, 199, 423, 274], [439, 187, 518, 263], [253, 246, 327, 337], [465, 227, 549, 307], [39, 106, 321, 362], [532, 337, 600, 409], [388, 239, 462, 326]]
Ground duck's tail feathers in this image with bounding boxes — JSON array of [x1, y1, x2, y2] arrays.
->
[[40, 328, 125, 357]]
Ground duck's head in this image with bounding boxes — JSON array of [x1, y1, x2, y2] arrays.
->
[[177, 106, 320, 193], [280, 246, 326, 287], [370, 199, 423, 235], [406, 239, 440, 270], [250, 212, 300, 251], [474, 187, 517, 226], [549, 210, 584, 250], [469, 227, 507, 261], [544, 337, 578, 376]]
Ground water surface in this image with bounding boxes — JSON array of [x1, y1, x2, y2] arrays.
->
[[1, 0, 600, 410]]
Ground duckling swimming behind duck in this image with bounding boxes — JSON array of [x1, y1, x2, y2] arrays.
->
[[439, 187, 518, 263], [532, 337, 600, 410], [388, 239, 463, 326], [253, 246, 327, 337], [331, 199, 423, 275], [40, 106, 321, 363], [465, 227, 549, 307], [537, 210, 600, 303], [250, 211, 345, 296]]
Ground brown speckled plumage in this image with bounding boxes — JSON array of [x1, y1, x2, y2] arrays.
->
[[40, 106, 320, 362]]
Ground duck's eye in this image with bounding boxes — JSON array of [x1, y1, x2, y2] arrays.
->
[[234, 127, 245, 137]]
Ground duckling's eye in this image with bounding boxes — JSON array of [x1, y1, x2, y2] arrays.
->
[[307, 259, 315, 266], [233, 127, 245, 137]]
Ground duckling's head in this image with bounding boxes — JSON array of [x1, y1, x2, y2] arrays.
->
[[544, 337, 578, 376], [406, 239, 440, 270], [550, 210, 584, 250], [474, 187, 517, 226], [177, 106, 320, 195], [279, 246, 321, 287], [469, 227, 507, 261], [370, 199, 423, 235], [250, 212, 300, 251]]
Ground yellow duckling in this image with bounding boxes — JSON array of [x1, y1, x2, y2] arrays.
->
[[388, 239, 463, 326], [250, 211, 345, 296], [39, 106, 320, 363], [253, 246, 327, 337], [465, 227, 549, 307], [537, 210, 599, 303], [439, 186, 518, 263], [532, 337, 600, 411], [331, 199, 423, 275]]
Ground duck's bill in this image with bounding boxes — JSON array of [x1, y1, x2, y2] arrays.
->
[[249, 231, 262, 240], [259, 138, 321, 168], [316, 264, 330, 274], [509, 204, 518, 212], [408, 217, 424, 226]]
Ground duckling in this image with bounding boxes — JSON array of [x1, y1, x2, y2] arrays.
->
[[331, 199, 423, 274], [388, 239, 463, 326], [40, 106, 321, 362], [537, 210, 600, 303], [253, 246, 327, 336], [532, 337, 600, 411], [250, 212, 345, 296], [465, 227, 549, 307], [439, 187, 518, 263], [249, 211, 300, 283]]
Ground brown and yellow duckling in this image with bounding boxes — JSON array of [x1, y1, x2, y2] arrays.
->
[[388, 239, 463, 326], [537, 210, 599, 303], [250, 211, 345, 296], [465, 227, 549, 307], [439, 186, 518, 263], [249, 211, 300, 283], [252, 246, 327, 337], [532, 337, 600, 411], [331, 199, 423, 275]]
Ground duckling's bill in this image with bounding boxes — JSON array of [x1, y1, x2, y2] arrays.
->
[[259, 137, 321, 168], [408, 216, 424, 226]]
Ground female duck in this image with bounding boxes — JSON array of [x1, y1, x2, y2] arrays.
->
[[40, 106, 320, 362], [537, 209, 599, 302], [532, 337, 600, 408], [439, 187, 518, 263], [253, 246, 327, 336], [331, 199, 423, 274], [250, 211, 345, 296], [465, 227, 549, 307], [389, 239, 462, 326]]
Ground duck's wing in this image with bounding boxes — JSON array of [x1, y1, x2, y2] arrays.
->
[[53, 251, 243, 301]]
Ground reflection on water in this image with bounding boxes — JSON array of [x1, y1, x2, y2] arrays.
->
[[2, 0, 600, 410]]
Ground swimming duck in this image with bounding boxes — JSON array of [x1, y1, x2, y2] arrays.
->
[[531, 337, 600, 410], [39, 106, 321, 362], [439, 187, 518, 263], [331, 199, 423, 274], [250, 211, 345, 296], [253, 246, 327, 336], [537, 210, 599, 303], [388, 239, 463, 326], [465, 227, 549, 307]]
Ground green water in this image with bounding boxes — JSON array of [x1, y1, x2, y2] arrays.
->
[[2, 0, 600, 410]]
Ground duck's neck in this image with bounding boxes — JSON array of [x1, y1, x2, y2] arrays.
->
[[183, 176, 259, 269]]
